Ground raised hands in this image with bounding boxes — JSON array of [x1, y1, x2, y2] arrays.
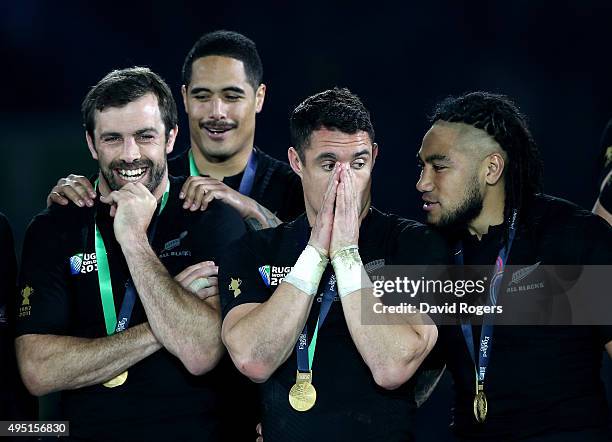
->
[[308, 163, 361, 258]]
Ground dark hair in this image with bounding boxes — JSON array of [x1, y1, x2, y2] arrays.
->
[[430, 91, 543, 224], [290, 87, 375, 159], [182, 30, 263, 90], [82, 67, 178, 140]]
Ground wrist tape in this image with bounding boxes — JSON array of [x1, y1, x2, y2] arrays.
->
[[283, 245, 329, 296], [331, 245, 372, 297]]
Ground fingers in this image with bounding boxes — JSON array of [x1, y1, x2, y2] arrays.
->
[[175, 261, 218, 286], [49, 175, 96, 208], [47, 191, 69, 207], [181, 177, 226, 211], [193, 285, 219, 300], [320, 163, 340, 218]]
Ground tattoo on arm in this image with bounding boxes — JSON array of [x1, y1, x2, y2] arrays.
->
[[245, 202, 282, 231]]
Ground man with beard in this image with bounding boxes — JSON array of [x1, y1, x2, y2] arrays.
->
[[416, 92, 612, 441], [47, 30, 303, 228], [218, 88, 448, 441], [15, 67, 246, 441]]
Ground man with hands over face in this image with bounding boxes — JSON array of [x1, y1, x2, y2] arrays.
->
[[219, 88, 449, 442], [15, 67, 246, 441]]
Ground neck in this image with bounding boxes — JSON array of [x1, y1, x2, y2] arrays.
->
[[190, 144, 253, 180], [97, 172, 169, 203], [467, 187, 505, 240]]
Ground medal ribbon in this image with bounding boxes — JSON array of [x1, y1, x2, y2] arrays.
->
[[188, 148, 259, 197], [95, 180, 170, 335], [296, 267, 336, 373], [294, 219, 337, 373], [455, 209, 518, 386]]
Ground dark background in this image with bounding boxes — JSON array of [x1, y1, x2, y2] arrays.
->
[[1, 1, 611, 439]]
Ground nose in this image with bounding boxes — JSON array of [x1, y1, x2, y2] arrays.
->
[[416, 167, 433, 193], [209, 97, 227, 120], [120, 137, 141, 163]]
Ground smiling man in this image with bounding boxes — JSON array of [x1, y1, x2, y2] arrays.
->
[[15, 67, 246, 441], [218, 88, 448, 442], [48, 31, 304, 228]]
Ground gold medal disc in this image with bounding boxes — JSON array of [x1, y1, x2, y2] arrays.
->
[[473, 390, 488, 423], [103, 370, 128, 388], [288, 371, 316, 411]]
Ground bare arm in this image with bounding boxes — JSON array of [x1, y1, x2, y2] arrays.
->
[[122, 236, 224, 376], [222, 166, 340, 382], [15, 322, 160, 396], [222, 283, 315, 383], [332, 165, 436, 390], [606, 340, 612, 358], [341, 283, 437, 390], [244, 200, 282, 231]]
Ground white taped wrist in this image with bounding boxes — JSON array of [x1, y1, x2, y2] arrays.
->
[[283, 245, 329, 296], [331, 245, 372, 297]]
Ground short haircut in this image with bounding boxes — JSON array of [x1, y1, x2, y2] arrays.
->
[[430, 91, 544, 222], [182, 30, 263, 90], [82, 67, 178, 140], [290, 87, 375, 160]]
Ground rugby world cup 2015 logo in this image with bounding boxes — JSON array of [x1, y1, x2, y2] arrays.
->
[[258, 265, 271, 287], [69, 253, 84, 275]]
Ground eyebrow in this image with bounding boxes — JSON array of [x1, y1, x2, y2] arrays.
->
[[190, 86, 246, 95], [98, 127, 158, 138], [417, 153, 451, 163], [315, 149, 371, 162]]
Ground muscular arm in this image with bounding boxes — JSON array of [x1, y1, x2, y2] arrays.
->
[[15, 322, 160, 396], [340, 279, 438, 390], [122, 237, 224, 376], [244, 199, 282, 231], [222, 282, 315, 383]]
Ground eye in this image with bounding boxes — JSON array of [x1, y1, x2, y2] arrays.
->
[[102, 136, 120, 144], [433, 164, 447, 172], [137, 134, 155, 142], [225, 95, 240, 101], [321, 162, 335, 171], [352, 160, 366, 169], [194, 95, 210, 101]]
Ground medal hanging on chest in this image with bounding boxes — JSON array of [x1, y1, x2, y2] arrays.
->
[[289, 267, 335, 411], [455, 209, 518, 423]]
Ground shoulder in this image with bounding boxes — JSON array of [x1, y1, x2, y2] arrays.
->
[[367, 208, 450, 263], [526, 194, 610, 234], [256, 148, 298, 182], [168, 149, 189, 177]]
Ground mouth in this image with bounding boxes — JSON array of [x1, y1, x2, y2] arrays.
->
[[115, 167, 148, 182], [202, 124, 235, 140], [422, 199, 440, 212]]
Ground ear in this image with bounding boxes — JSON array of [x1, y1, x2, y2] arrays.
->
[[166, 125, 178, 155], [485, 152, 505, 185], [288, 147, 303, 178], [86, 132, 98, 160], [255, 83, 266, 113], [371, 142, 379, 168], [181, 84, 189, 114]]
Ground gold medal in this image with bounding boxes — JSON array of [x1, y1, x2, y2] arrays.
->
[[473, 385, 488, 423], [103, 370, 128, 388], [288, 371, 317, 412]]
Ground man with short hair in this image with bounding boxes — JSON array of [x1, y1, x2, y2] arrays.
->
[[48, 30, 304, 228], [15, 67, 246, 441], [417, 91, 612, 441], [219, 88, 447, 442]]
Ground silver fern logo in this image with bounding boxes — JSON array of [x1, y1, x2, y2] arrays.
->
[[510, 262, 541, 286], [163, 231, 188, 252]]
